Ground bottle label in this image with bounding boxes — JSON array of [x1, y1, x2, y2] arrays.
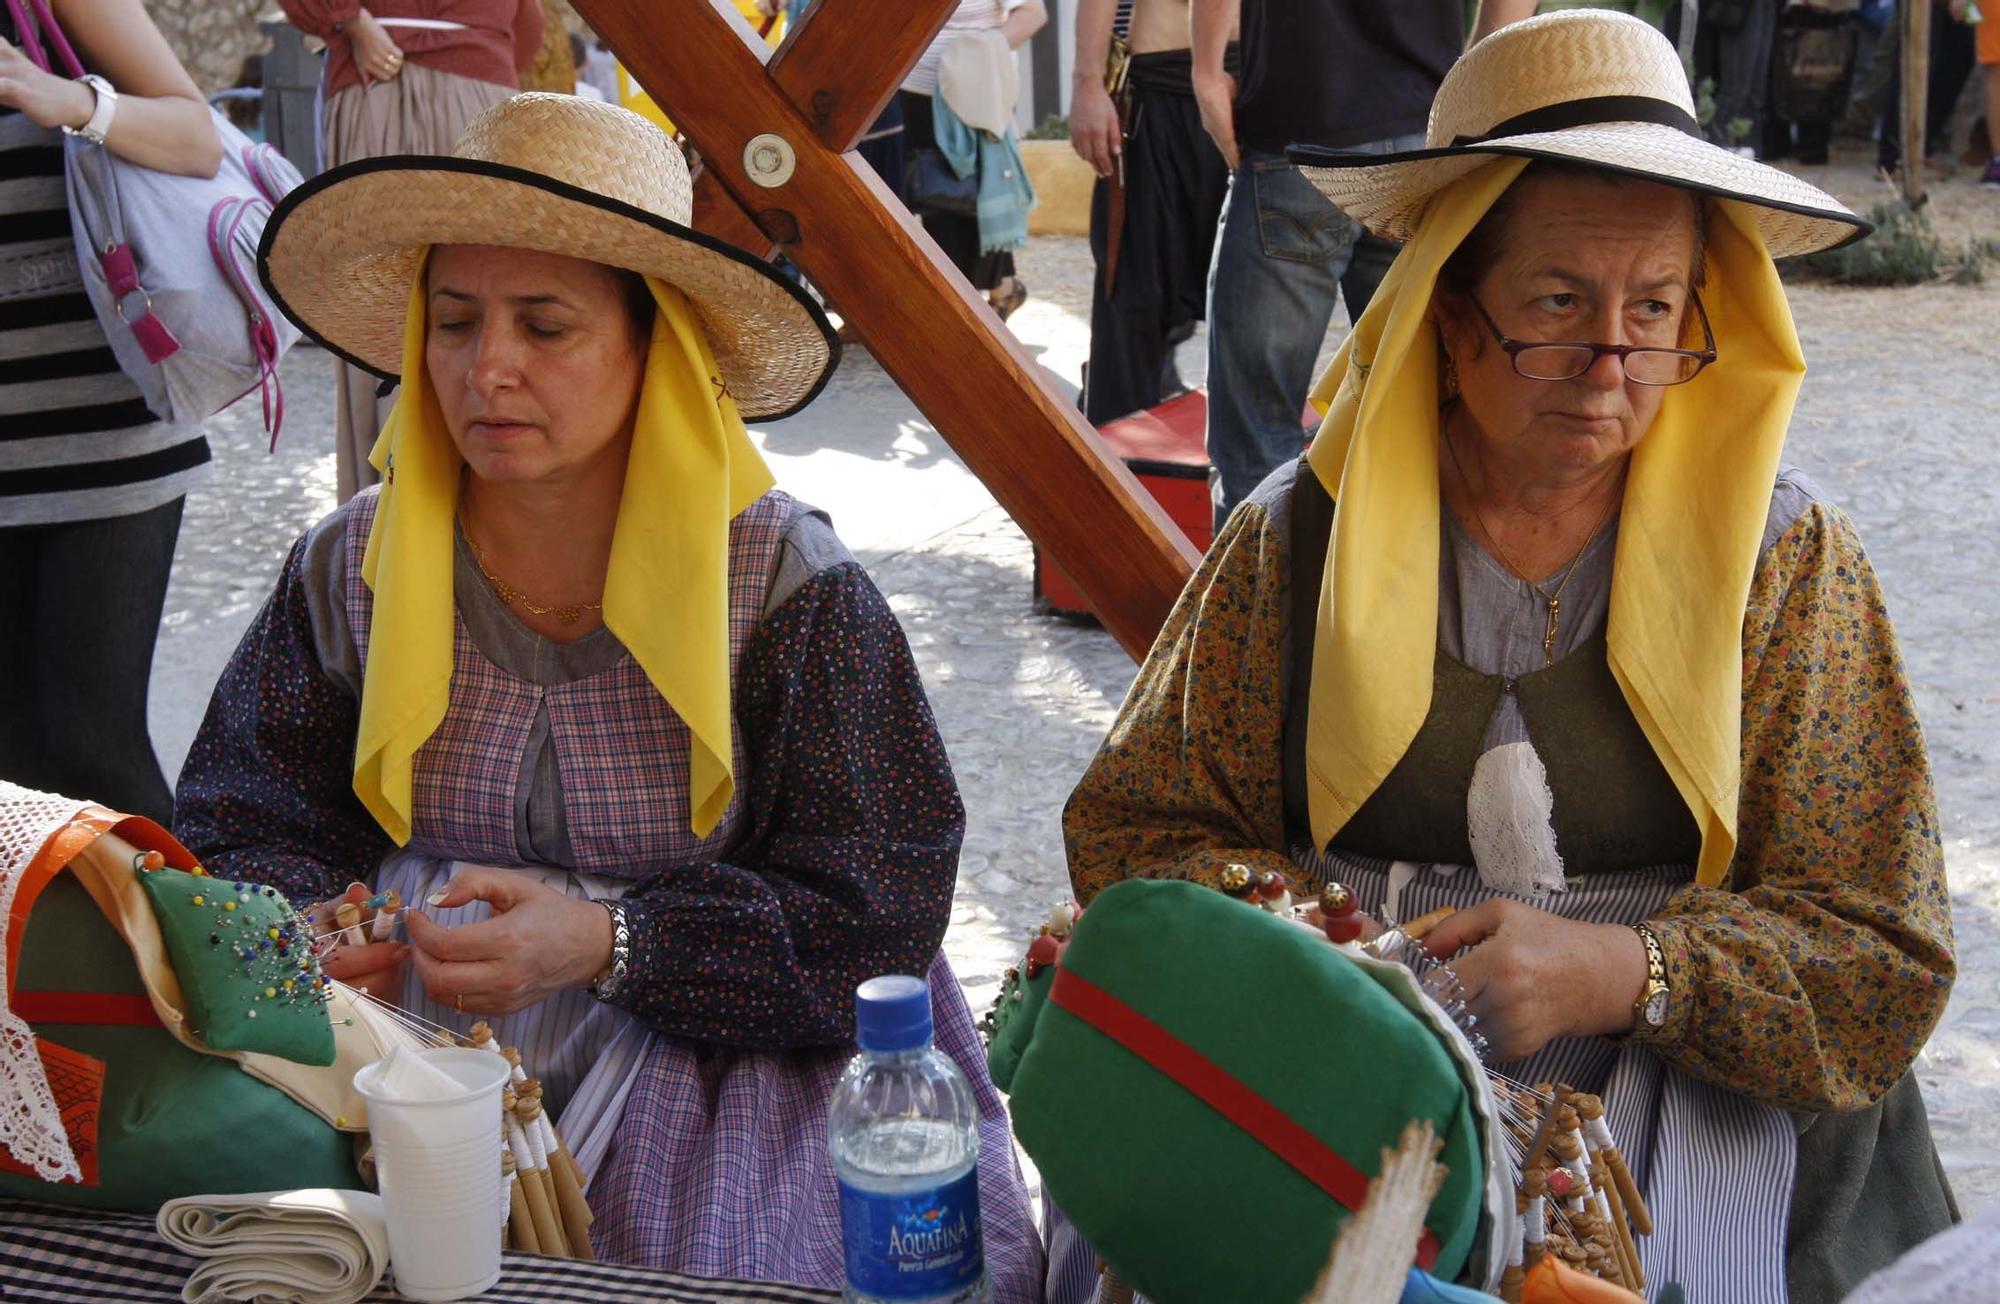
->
[[837, 1167, 984, 1300]]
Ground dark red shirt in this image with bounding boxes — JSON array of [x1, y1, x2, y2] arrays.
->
[[279, 0, 544, 100]]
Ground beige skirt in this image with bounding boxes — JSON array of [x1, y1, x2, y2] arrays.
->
[[323, 64, 514, 503]]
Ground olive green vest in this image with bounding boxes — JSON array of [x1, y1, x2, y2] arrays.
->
[[1282, 459, 1700, 871]]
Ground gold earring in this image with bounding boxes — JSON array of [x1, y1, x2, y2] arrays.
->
[[1444, 355, 1460, 395]]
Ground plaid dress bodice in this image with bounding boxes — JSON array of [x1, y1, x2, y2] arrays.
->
[[342, 489, 799, 876]]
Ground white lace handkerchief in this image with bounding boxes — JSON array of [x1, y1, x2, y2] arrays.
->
[[156, 1188, 390, 1304], [1465, 741, 1567, 898], [0, 781, 92, 1184]]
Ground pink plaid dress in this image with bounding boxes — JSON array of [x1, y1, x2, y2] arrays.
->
[[316, 490, 1044, 1297]]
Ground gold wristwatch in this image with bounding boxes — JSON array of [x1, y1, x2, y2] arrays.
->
[[1631, 923, 1669, 1031]]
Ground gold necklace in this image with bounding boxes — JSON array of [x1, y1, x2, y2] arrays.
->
[[466, 533, 603, 626], [1443, 430, 1619, 668]]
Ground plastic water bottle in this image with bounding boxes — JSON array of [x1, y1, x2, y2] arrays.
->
[[829, 974, 990, 1304]]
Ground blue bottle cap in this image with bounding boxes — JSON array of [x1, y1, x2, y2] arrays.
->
[[855, 974, 932, 1051]]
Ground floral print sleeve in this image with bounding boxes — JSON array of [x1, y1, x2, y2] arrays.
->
[[1633, 503, 1955, 1112], [1063, 499, 1296, 903]]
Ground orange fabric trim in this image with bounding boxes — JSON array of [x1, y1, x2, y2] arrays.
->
[[6, 807, 194, 996], [0, 1037, 104, 1186]]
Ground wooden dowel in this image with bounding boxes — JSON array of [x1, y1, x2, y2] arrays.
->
[[508, 1175, 540, 1254]]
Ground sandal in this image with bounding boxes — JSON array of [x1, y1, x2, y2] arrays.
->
[[989, 277, 1028, 322]]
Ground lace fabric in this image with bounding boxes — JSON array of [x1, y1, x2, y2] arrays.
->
[[1465, 740, 1567, 898], [0, 780, 92, 1182]]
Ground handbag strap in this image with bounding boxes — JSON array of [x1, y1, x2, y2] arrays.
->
[[207, 194, 286, 444], [6, 0, 85, 78]]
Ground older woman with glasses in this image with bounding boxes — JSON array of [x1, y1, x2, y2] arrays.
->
[[1056, 12, 1955, 1301]]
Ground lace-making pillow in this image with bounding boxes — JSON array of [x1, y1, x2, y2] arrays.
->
[[138, 866, 334, 1065]]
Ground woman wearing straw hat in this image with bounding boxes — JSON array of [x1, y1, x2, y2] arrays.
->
[[1063, 11, 1954, 1299], [172, 93, 1043, 1293]]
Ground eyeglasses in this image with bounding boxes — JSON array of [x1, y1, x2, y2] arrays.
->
[[1468, 291, 1717, 386]]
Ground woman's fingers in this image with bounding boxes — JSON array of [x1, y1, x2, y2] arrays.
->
[[321, 940, 407, 977], [422, 865, 531, 913], [321, 941, 410, 1000], [1421, 898, 1513, 957], [410, 948, 516, 1014], [403, 907, 513, 961]]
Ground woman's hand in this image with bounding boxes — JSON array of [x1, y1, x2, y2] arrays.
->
[[1421, 899, 1648, 1063], [312, 882, 411, 998], [999, 0, 1048, 50], [0, 36, 97, 131], [403, 867, 615, 1016], [349, 10, 406, 83]]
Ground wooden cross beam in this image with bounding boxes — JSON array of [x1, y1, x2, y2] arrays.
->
[[571, 0, 1200, 661]]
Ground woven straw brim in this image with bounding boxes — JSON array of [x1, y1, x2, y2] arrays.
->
[[1290, 121, 1870, 259], [258, 156, 837, 421]]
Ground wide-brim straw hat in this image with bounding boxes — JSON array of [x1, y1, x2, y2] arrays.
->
[[258, 93, 837, 421], [1288, 10, 1869, 259]]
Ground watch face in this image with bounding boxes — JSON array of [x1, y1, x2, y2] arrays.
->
[[1643, 988, 1669, 1027]]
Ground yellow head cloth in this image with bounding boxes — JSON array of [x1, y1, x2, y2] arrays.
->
[[352, 254, 775, 845], [1303, 162, 1804, 888]]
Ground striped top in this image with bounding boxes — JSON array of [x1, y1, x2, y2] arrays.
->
[[901, 0, 1027, 96], [0, 28, 209, 527]]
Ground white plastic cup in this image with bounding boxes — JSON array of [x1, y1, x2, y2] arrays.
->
[[353, 1047, 513, 1301]]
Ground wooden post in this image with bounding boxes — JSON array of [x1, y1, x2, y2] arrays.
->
[[1902, 0, 1931, 205], [573, 0, 1200, 661]]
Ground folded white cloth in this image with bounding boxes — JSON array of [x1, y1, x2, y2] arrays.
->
[[937, 28, 1018, 137], [156, 1188, 390, 1304]]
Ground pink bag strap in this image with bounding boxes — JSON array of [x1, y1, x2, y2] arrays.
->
[[207, 196, 287, 446], [6, 0, 85, 78]]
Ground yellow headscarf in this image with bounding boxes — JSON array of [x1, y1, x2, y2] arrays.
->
[[351, 252, 775, 845], [1304, 161, 1805, 888]]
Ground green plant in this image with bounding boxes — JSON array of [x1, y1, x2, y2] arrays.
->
[[1025, 113, 1069, 141], [1786, 201, 1945, 286]]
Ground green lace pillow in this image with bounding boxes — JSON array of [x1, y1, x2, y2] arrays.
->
[[138, 866, 335, 1065]]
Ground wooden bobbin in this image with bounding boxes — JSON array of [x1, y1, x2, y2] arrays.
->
[[1400, 906, 1457, 940], [1500, 1264, 1525, 1303], [1573, 1091, 1652, 1237], [518, 1096, 595, 1260], [1520, 1166, 1549, 1268], [1591, 1158, 1645, 1291]]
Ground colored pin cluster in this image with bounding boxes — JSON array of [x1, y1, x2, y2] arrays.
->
[[133, 849, 331, 1021], [1217, 863, 1294, 914], [976, 899, 1082, 1043]]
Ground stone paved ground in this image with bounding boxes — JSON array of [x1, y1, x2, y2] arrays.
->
[[152, 232, 1999, 1207]]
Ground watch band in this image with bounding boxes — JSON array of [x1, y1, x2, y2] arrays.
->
[[1632, 922, 1669, 1030], [588, 899, 632, 1001], [63, 74, 117, 146]]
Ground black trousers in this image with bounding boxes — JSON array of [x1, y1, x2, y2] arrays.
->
[[1081, 74, 1231, 426], [0, 497, 182, 824], [897, 90, 1015, 293]]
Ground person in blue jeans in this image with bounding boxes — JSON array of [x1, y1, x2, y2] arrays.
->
[[1191, 0, 1534, 531]]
